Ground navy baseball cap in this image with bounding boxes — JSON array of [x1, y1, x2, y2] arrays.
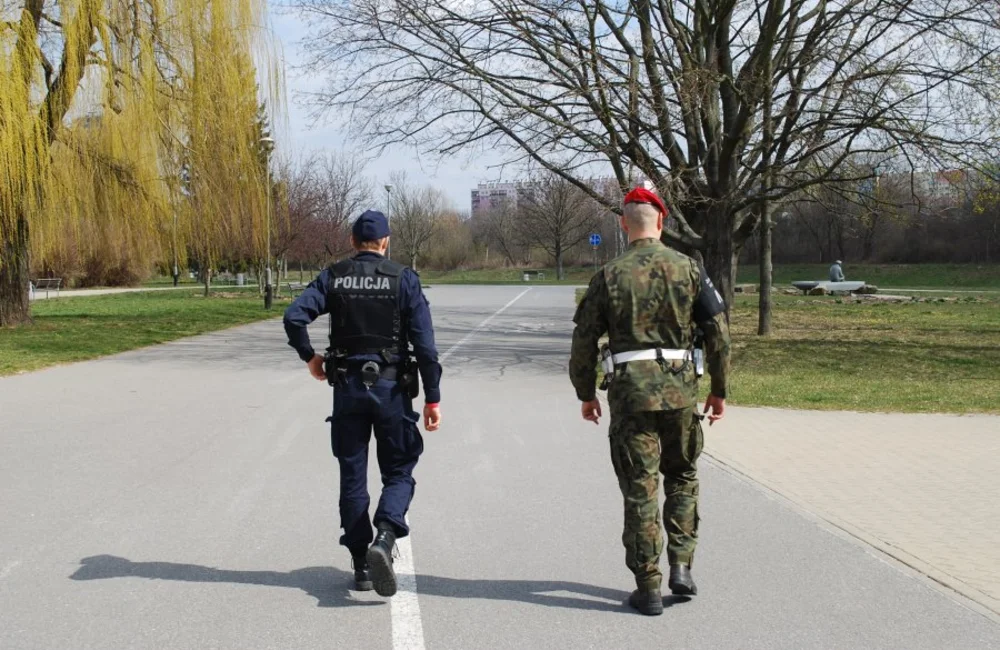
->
[[352, 210, 391, 242]]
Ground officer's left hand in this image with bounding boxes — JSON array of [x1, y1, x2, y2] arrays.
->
[[581, 399, 602, 425], [423, 404, 441, 432], [307, 354, 326, 381]]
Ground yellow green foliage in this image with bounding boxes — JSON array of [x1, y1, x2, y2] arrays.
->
[[1, 0, 280, 304]]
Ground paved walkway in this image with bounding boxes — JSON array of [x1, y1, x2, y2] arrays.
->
[[707, 408, 1000, 616], [29, 285, 195, 300], [3, 286, 999, 648], [28, 284, 260, 300]]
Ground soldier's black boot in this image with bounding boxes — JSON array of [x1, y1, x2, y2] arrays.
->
[[628, 587, 664, 616], [668, 565, 697, 595], [351, 553, 373, 591], [366, 523, 398, 597]]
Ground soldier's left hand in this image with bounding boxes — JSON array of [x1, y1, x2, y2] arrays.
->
[[581, 399, 602, 425], [703, 394, 725, 425]]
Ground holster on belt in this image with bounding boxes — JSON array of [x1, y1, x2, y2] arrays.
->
[[692, 328, 705, 378], [399, 356, 420, 399], [599, 344, 615, 391], [324, 350, 349, 387]]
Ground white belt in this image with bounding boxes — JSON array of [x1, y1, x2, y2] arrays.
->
[[602, 348, 690, 374]]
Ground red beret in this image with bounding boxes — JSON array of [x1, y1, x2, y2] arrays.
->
[[623, 187, 668, 217]]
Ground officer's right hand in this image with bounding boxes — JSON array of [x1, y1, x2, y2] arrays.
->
[[423, 404, 441, 432], [307, 354, 327, 381]]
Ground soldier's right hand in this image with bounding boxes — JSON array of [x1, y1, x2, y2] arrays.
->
[[581, 399, 602, 425], [307, 354, 327, 381]]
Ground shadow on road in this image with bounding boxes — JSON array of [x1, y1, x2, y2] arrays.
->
[[70, 555, 690, 613]]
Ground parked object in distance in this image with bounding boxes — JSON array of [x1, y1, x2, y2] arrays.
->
[[791, 280, 867, 294]]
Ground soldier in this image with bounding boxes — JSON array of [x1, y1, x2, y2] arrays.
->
[[283, 210, 442, 598], [569, 188, 731, 616]]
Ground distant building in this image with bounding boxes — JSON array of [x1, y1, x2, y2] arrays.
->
[[907, 170, 971, 202], [470, 181, 532, 214], [470, 175, 652, 215]]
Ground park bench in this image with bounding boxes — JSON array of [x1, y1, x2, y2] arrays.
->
[[521, 270, 546, 282], [31, 278, 62, 298], [286, 281, 305, 296]]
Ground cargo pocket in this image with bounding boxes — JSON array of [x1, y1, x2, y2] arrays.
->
[[609, 435, 636, 482], [687, 411, 704, 463], [402, 409, 424, 457], [326, 413, 343, 458]]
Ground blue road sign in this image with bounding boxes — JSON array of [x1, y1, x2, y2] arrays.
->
[[589, 233, 602, 247]]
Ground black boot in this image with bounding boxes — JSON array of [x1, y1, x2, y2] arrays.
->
[[668, 565, 697, 595], [352, 553, 373, 591], [628, 587, 664, 616], [366, 524, 398, 597]]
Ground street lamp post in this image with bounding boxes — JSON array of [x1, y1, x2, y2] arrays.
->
[[260, 136, 275, 309], [384, 184, 393, 260]]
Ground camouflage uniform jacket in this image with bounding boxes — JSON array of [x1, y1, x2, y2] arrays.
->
[[569, 238, 731, 413]]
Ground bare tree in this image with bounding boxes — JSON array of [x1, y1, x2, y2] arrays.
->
[[517, 176, 601, 279], [282, 152, 372, 275], [320, 153, 373, 236], [475, 199, 529, 266], [297, 0, 1000, 309], [387, 172, 445, 272]]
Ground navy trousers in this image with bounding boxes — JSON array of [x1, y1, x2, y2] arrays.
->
[[329, 374, 423, 555]]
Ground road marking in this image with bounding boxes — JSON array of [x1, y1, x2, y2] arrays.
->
[[389, 290, 530, 650], [391, 522, 425, 650], [390, 289, 530, 650], [441, 288, 532, 362]]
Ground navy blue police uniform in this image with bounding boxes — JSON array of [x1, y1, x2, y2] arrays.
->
[[283, 211, 441, 593]]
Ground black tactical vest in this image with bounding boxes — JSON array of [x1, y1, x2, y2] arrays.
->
[[326, 257, 404, 355]]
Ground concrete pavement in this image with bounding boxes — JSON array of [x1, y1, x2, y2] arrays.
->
[[1, 285, 998, 649], [706, 408, 1000, 616]]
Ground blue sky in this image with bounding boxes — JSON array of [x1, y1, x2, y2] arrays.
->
[[268, 7, 502, 212]]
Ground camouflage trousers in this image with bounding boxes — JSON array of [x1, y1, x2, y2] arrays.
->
[[608, 407, 703, 590]]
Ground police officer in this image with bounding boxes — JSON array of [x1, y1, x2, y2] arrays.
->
[[568, 188, 731, 616], [283, 210, 442, 598]]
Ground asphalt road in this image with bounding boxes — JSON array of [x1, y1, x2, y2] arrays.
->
[[2, 285, 998, 649]]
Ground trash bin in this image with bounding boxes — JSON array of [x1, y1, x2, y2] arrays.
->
[[236, 273, 245, 286], [523, 272, 530, 282]]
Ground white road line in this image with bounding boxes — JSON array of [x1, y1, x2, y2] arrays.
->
[[390, 289, 531, 650], [440, 288, 532, 362], [391, 530, 425, 650]]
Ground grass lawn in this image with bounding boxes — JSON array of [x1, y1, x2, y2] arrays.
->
[[424, 263, 999, 290], [724, 295, 1000, 414], [578, 289, 1000, 414], [735, 263, 1000, 290], [0, 290, 288, 375]]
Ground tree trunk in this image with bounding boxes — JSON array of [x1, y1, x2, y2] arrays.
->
[[0, 213, 31, 327], [702, 208, 736, 315], [203, 265, 211, 297], [556, 246, 564, 280], [758, 208, 773, 336]]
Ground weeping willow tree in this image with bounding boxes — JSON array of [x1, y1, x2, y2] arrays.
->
[[0, 0, 280, 325]]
